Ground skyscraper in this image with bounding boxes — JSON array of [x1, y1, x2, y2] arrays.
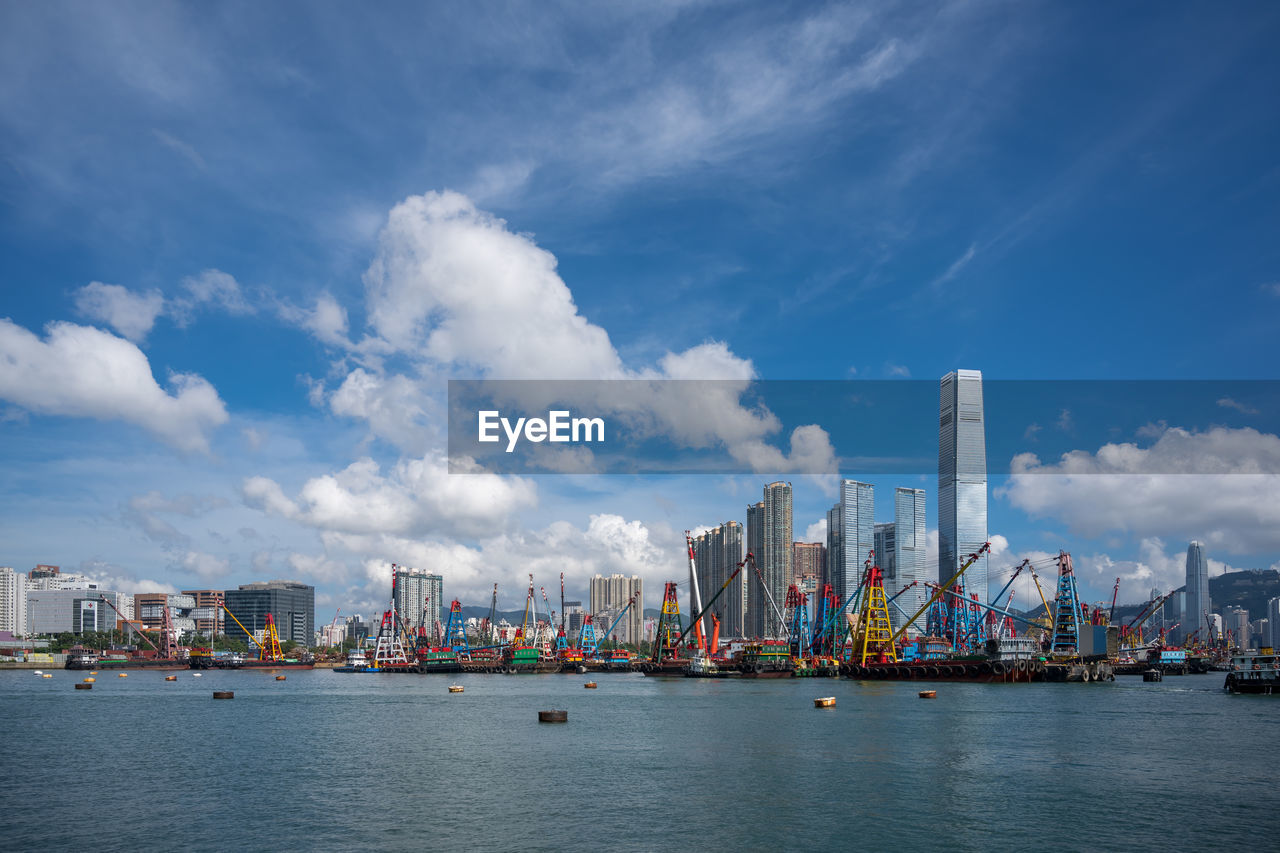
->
[[761, 482, 793, 637], [835, 479, 874, 613], [939, 369, 988, 601], [894, 487, 928, 634], [747, 500, 765, 636], [1268, 598, 1280, 650], [693, 522, 744, 638], [825, 503, 842, 593], [0, 567, 27, 635], [1184, 541, 1210, 638]]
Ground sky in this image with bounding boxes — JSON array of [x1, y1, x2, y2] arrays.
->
[[2, 1, 1279, 621]]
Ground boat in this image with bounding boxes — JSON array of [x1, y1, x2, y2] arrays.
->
[[334, 649, 375, 673], [682, 651, 739, 679], [64, 647, 99, 670], [814, 696, 836, 708], [736, 641, 794, 677], [1224, 648, 1280, 694], [417, 647, 464, 674]]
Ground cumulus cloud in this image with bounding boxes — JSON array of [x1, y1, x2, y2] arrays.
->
[[174, 269, 254, 321], [802, 517, 828, 543], [313, 512, 679, 613], [1000, 426, 1280, 552], [323, 190, 837, 472], [0, 319, 228, 452], [279, 292, 351, 349], [180, 550, 231, 580], [243, 453, 538, 540], [74, 281, 165, 342]]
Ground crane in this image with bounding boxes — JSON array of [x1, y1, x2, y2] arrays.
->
[[599, 591, 641, 650], [327, 608, 342, 648], [889, 543, 992, 646], [222, 604, 281, 661], [685, 531, 707, 651], [672, 562, 745, 651], [1108, 578, 1120, 625], [744, 552, 788, 639], [97, 594, 163, 655]]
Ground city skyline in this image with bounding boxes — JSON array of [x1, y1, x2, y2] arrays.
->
[[1, 4, 1278, 619]]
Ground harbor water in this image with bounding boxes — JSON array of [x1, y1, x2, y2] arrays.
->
[[2, 669, 1277, 851]]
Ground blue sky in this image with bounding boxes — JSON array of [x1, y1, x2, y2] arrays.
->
[[2, 2, 1279, 619]]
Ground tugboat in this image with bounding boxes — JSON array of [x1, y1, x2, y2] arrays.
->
[[1224, 647, 1280, 694], [335, 648, 373, 673]]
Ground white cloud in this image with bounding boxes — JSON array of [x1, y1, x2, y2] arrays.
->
[[74, 281, 166, 342], [802, 517, 828, 543], [180, 550, 231, 580], [0, 319, 228, 452], [315, 512, 680, 613], [328, 368, 439, 455], [171, 269, 254, 325], [279, 292, 351, 349], [1217, 397, 1259, 416], [243, 453, 538, 540], [1000, 426, 1280, 553]]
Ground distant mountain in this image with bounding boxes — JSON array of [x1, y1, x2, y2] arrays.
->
[[1096, 569, 1280, 627]]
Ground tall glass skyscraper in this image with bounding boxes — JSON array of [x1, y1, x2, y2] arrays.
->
[[1184, 541, 1210, 638], [746, 501, 765, 636], [938, 369, 988, 601], [894, 487, 928, 634], [836, 479, 874, 614]]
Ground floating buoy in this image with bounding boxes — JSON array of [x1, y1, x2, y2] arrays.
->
[[919, 690, 937, 699], [33, 670, 43, 676], [83, 677, 96, 683], [118, 672, 128, 678], [584, 682, 598, 689], [814, 697, 836, 708], [90, 671, 98, 675], [193, 672, 202, 677], [538, 710, 568, 723], [165, 675, 177, 681], [448, 685, 464, 693], [40, 673, 52, 678], [74, 682, 92, 690], [213, 691, 234, 699], [275, 675, 286, 681]]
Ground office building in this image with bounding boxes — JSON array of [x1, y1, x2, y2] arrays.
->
[[589, 574, 643, 645], [893, 487, 928, 634], [394, 567, 443, 631], [1225, 607, 1250, 650], [939, 369, 988, 601], [1183, 541, 1210, 638], [182, 589, 226, 637], [826, 503, 842, 593], [27, 588, 131, 635], [834, 480, 873, 614], [0, 567, 27, 635], [223, 580, 315, 646], [134, 592, 198, 638], [693, 522, 745, 638], [747, 501, 765, 636]]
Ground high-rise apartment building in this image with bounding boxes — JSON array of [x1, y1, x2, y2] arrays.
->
[[753, 482, 793, 637], [939, 369, 988, 601], [0, 567, 27, 635], [589, 574, 643, 645], [747, 501, 765, 636], [1183, 541, 1210, 639], [223, 580, 315, 646], [693, 522, 745, 638], [792, 542, 825, 594], [834, 480, 873, 614], [394, 567, 443, 632]]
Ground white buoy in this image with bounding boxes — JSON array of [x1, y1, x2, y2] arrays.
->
[[193, 672, 203, 677], [34, 670, 43, 675]]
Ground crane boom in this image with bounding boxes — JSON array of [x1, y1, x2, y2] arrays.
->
[[889, 542, 991, 645], [601, 592, 640, 645], [674, 563, 745, 649], [97, 593, 162, 653], [686, 531, 707, 651], [222, 604, 267, 652], [745, 552, 788, 638], [1108, 577, 1120, 624]]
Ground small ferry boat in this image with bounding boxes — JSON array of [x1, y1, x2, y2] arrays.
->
[[1224, 647, 1280, 695], [334, 649, 374, 673]]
